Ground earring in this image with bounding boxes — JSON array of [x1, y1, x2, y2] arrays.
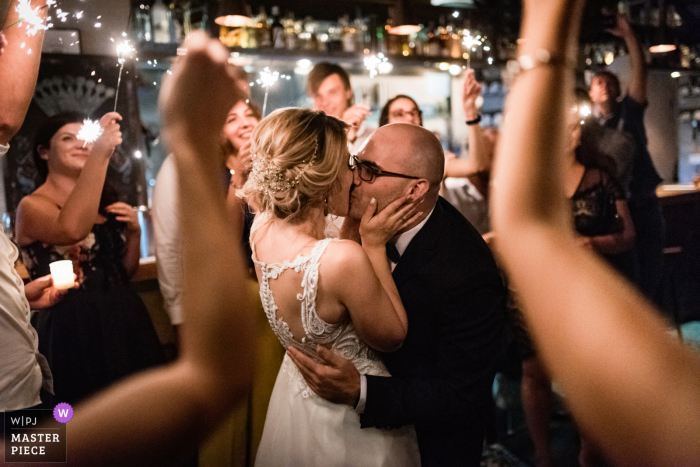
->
[[323, 198, 329, 217]]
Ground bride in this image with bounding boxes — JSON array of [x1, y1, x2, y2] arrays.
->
[[241, 108, 421, 466]]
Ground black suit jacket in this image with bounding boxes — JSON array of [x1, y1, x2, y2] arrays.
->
[[360, 197, 505, 467]]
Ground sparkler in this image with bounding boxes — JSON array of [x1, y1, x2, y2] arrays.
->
[[113, 39, 136, 112], [256, 67, 290, 117], [462, 31, 484, 69], [364, 53, 390, 79], [9, 0, 52, 36], [77, 119, 103, 147]]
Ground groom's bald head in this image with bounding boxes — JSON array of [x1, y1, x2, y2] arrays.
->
[[348, 123, 444, 221]]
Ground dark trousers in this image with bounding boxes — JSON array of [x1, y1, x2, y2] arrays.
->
[[629, 196, 666, 305]]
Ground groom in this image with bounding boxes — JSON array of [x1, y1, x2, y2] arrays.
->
[[288, 123, 505, 466]]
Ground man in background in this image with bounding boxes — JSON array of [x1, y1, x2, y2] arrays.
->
[[306, 62, 372, 154], [584, 13, 665, 304]]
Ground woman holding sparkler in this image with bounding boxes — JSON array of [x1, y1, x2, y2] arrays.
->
[[15, 111, 164, 406]]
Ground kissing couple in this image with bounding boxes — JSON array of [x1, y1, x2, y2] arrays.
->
[[241, 108, 505, 467]]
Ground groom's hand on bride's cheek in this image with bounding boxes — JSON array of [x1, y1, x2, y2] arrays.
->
[[287, 346, 361, 407]]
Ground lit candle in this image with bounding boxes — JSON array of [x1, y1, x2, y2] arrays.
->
[[49, 260, 75, 290]]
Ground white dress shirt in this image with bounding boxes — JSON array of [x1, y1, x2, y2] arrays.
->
[[0, 231, 52, 410], [151, 155, 185, 325]]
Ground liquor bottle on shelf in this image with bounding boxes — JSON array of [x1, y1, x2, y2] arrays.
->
[[134, 4, 152, 42], [340, 15, 355, 52], [427, 22, 440, 57], [270, 6, 285, 49], [151, 0, 171, 43], [244, 5, 257, 48], [284, 13, 298, 50], [256, 6, 272, 48], [414, 25, 428, 56], [376, 25, 388, 55], [438, 16, 450, 57]]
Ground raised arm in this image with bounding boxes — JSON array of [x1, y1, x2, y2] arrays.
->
[[491, 1, 700, 465], [444, 69, 493, 179], [15, 113, 123, 246], [608, 13, 646, 104], [4, 34, 256, 467], [0, 0, 46, 145]]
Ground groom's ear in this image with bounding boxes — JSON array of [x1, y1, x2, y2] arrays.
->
[[405, 178, 430, 202]]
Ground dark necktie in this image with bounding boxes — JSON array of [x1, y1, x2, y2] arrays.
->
[[386, 242, 401, 264]]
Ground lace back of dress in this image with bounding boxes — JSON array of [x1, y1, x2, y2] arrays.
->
[[253, 238, 343, 356]]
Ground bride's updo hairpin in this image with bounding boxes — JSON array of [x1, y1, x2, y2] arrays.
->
[[250, 138, 319, 195]]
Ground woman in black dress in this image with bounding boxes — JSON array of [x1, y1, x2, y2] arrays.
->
[[15, 111, 164, 405]]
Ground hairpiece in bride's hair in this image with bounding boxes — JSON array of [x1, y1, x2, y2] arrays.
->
[[250, 138, 319, 194]]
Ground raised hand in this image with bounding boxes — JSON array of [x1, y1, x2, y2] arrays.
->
[[105, 202, 140, 234], [91, 112, 122, 159], [343, 104, 371, 142], [462, 69, 482, 120], [359, 195, 421, 248], [159, 31, 245, 168], [233, 139, 253, 185], [605, 13, 633, 39]]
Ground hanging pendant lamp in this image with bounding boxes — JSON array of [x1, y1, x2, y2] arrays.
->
[[215, 0, 252, 28], [388, 0, 421, 35]]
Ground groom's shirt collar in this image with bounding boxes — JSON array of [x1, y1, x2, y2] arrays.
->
[[391, 207, 435, 257]]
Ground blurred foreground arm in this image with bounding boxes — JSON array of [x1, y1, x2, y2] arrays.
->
[[491, 1, 700, 466], [24, 34, 255, 467], [0, 0, 46, 145]]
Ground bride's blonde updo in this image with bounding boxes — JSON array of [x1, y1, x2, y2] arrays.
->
[[240, 108, 349, 223]]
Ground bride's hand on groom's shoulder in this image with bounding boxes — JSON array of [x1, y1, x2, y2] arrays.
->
[[287, 345, 361, 407], [359, 196, 422, 248]]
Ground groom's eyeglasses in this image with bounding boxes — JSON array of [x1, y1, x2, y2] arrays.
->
[[348, 155, 419, 184]]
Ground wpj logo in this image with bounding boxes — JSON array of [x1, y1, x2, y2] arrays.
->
[[3, 404, 70, 463]]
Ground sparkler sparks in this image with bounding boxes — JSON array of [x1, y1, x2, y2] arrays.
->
[[257, 68, 280, 89], [77, 119, 103, 146], [255, 68, 291, 117], [364, 53, 390, 79], [462, 31, 484, 51], [13, 0, 50, 36], [462, 31, 484, 69], [116, 40, 136, 64]]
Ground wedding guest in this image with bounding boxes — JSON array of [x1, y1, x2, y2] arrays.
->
[[378, 95, 422, 127], [242, 107, 421, 466], [0, 31, 256, 466], [14, 111, 165, 406], [153, 98, 260, 333], [583, 13, 664, 304], [307, 62, 372, 154], [491, 1, 700, 465], [223, 99, 261, 272], [377, 87, 493, 234]]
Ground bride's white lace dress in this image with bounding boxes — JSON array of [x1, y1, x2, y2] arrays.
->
[[253, 237, 420, 467]]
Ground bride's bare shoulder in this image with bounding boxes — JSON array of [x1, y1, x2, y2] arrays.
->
[[321, 239, 371, 274]]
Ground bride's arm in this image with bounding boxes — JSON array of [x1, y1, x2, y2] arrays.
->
[[490, 0, 700, 465], [322, 196, 419, 353]]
